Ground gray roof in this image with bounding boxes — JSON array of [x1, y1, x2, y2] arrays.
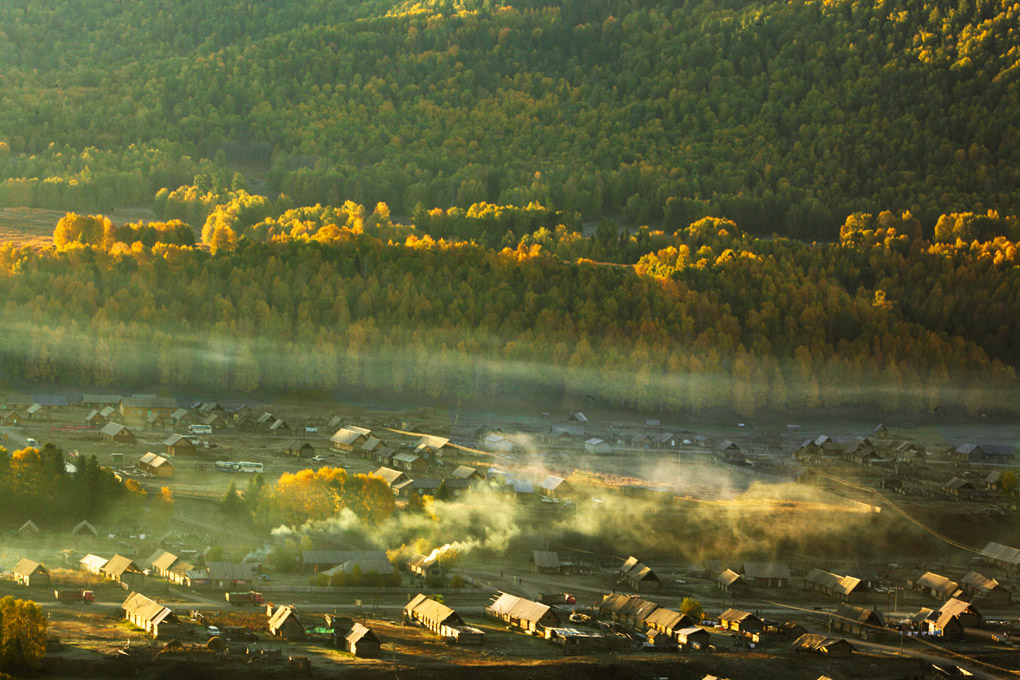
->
[[532, 551, 560, 569], [100, 422, 130, 436]]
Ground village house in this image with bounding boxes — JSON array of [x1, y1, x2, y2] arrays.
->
[[12, 558, 49, 586], [100, 422, 135, 443], [372, 467, 410, 494], [26, 403, 43, 420], [831, 604, 885, 637], [254, 412, 276, 432], [938, 598, 982, 628], [284, 440, 315, 458], [72, 520, 98, 539], [719, 609, 763, 636], [81, 394, 121, 409], [393, 452, 428, 473], [980, 541, 1020, 574], [741, 562, 791, 588], [803, 568, 867, 602], [343, 623, 381, 657], [17, 519, 39, 538], [620, 555, 661, 591], [372, 446, 397, 466], [644, 607, 697, 640], [912, 572, 959, 601], [677, 625, 710, 649], [538, 475, 572, 499], [484, 434, 514, 452], [486, 592, 561, 634], [404, 594, 485, 643], [79, 554, 109, 575], [170, 408, 194, 428], [138, 452, 174, 478], [958, 571, 1011, 607], [716, 568, 749, 594], [953, 443, 1019, 466], [531, 551, 561, 574], [598, 593, 660, 627], [548, 424, 584, 443], [146, 412, 167, 430], [268, 418, 289, 434], [414, 435, 455, 459], [358, 437, 384, 458], [330, 426, 372, 453], [944, 477, 979, 499], [927, 609, 965, 639], [101, 554, 143, 584], [84, 409, 106, 427], [451, 465, 481, 481], [268, 605, 305, 639], [119, 395, 177, 421], [792, 634, 854, 658], [1, 411, 24, 426], [122, 592, 180, 638], [163, 433, 196, 457], [146, 550, 180, 578], [200, 412, 227, 430], [408, 553, 442, 578], [584, 438, 612, 454]]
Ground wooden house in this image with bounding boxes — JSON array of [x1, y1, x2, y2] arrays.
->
[[677, 626, 710, 649], [285, 440, 315, 458], [644, 608, 697, 640], [792, 633, 854, 658], [414, 435, 455, 459], [944, 477, 979, 499], [100, 422, 135, 443], [584, 438, 611, 454], [598, 593, 659, 627], [84, 409, 105, 427], [358, 437, 384, 458], [804, 568, 867, 602], [138, 452, 175, 478], [26, 403, 43, 420], [718, 609, 763, 635], [1, 411, 23, 426], [12, 558, 49, 586], [912, 572, 959, 601], [120, 396, 176, 421], [344, 623, 381, 657], [330, 426, 372, 453], [620, 555, 661, 591], [101, 554, 143, 584], [486, 593, 561, 633], [938, 598, 981, 628], [717, 568, 748, 594], [17, 519, 39, 538], [146, 549, 180, 578], [831, 604, 885, 637], [980, 541, 1020, 574], [538, 475, 572, 498], [408, 553, 442, 578], [268, 605, 305, 640], [531, 551, 561, 574], [163, 433, 196, 457], [959, 571, 1011, 607], [171, 408, 194, 427], [393, 452, 427, 473], [740, 562, 790, 588], [146, 412, 167, 430], [268, 418, 289, 434], [122, 592, 180, 639], [404, 594, 485, 643]]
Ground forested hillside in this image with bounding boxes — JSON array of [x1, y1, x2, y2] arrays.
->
[[2, 0, 1020, 236], [0, 203, 1017, 414]]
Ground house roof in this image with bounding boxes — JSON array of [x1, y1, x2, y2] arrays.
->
[[163, 433, 191, 447], [793, 633, 854, 654], [122, 592, 176, 627], [916, 572, 959, 598], [80, 554, 109, 571], [717, 568, 745, 587], [99, 406, 116, 417], [171, 408, 190, 420], [451, 465, 478, 480], [551, 424, 584, 437], [103, 554, 142, 577], [980, 541, 1020, 567], [939, 597, 979, 619], [322, 559, 394, 577], [268, 605, 300, 630], [72, 520, 97, 535], [416, 435, 450, 450], [741, 562, 790, 580], [599, 593, 659, 621], [946, 477, 975, 490], [393, 452, 422, 465], [404, 593, 460, 625], [373, 467, 407, 487], [286, 440, 314, 450], [82, 394, 121, 405], [269, 419, 288, 431], [147, 550, 179, 572], [331, 427, 371, 445], [569, 412, 587, 423], [833, 603, 885, 626], [100, 422, 130, 436], [345, 622, 379, 645], [360, 437, 383, 452], [206, 562, 254, 581], [487, 592, 556, 624], [532, 551, 560, 569], [585, 437, 606, 446], [644, 607, 694, 631], [805, 568, 862, 596], [539, 475, 568, 492], [719, 609, 759, 624], [959, 571, 1001, 596], [13, 558, 46, 576], [122, 396, 176, 409]]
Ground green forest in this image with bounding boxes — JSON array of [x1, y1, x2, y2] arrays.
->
[[1, 0, 1020, 236], [0, 199, 1018, 414]]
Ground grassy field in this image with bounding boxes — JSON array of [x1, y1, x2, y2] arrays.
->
[[0, 206, 157, 246]]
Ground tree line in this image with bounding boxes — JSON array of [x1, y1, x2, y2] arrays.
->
[[0, 201, 1017, 413]]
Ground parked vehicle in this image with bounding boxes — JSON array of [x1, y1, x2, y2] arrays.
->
[[54, 590, 94, 604], [188, 424, 213, 434], [225, 591, 265, 606]]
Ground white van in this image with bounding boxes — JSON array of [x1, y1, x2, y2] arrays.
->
[[25, 437, 39, 447], [188, 424, 213, 434]]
